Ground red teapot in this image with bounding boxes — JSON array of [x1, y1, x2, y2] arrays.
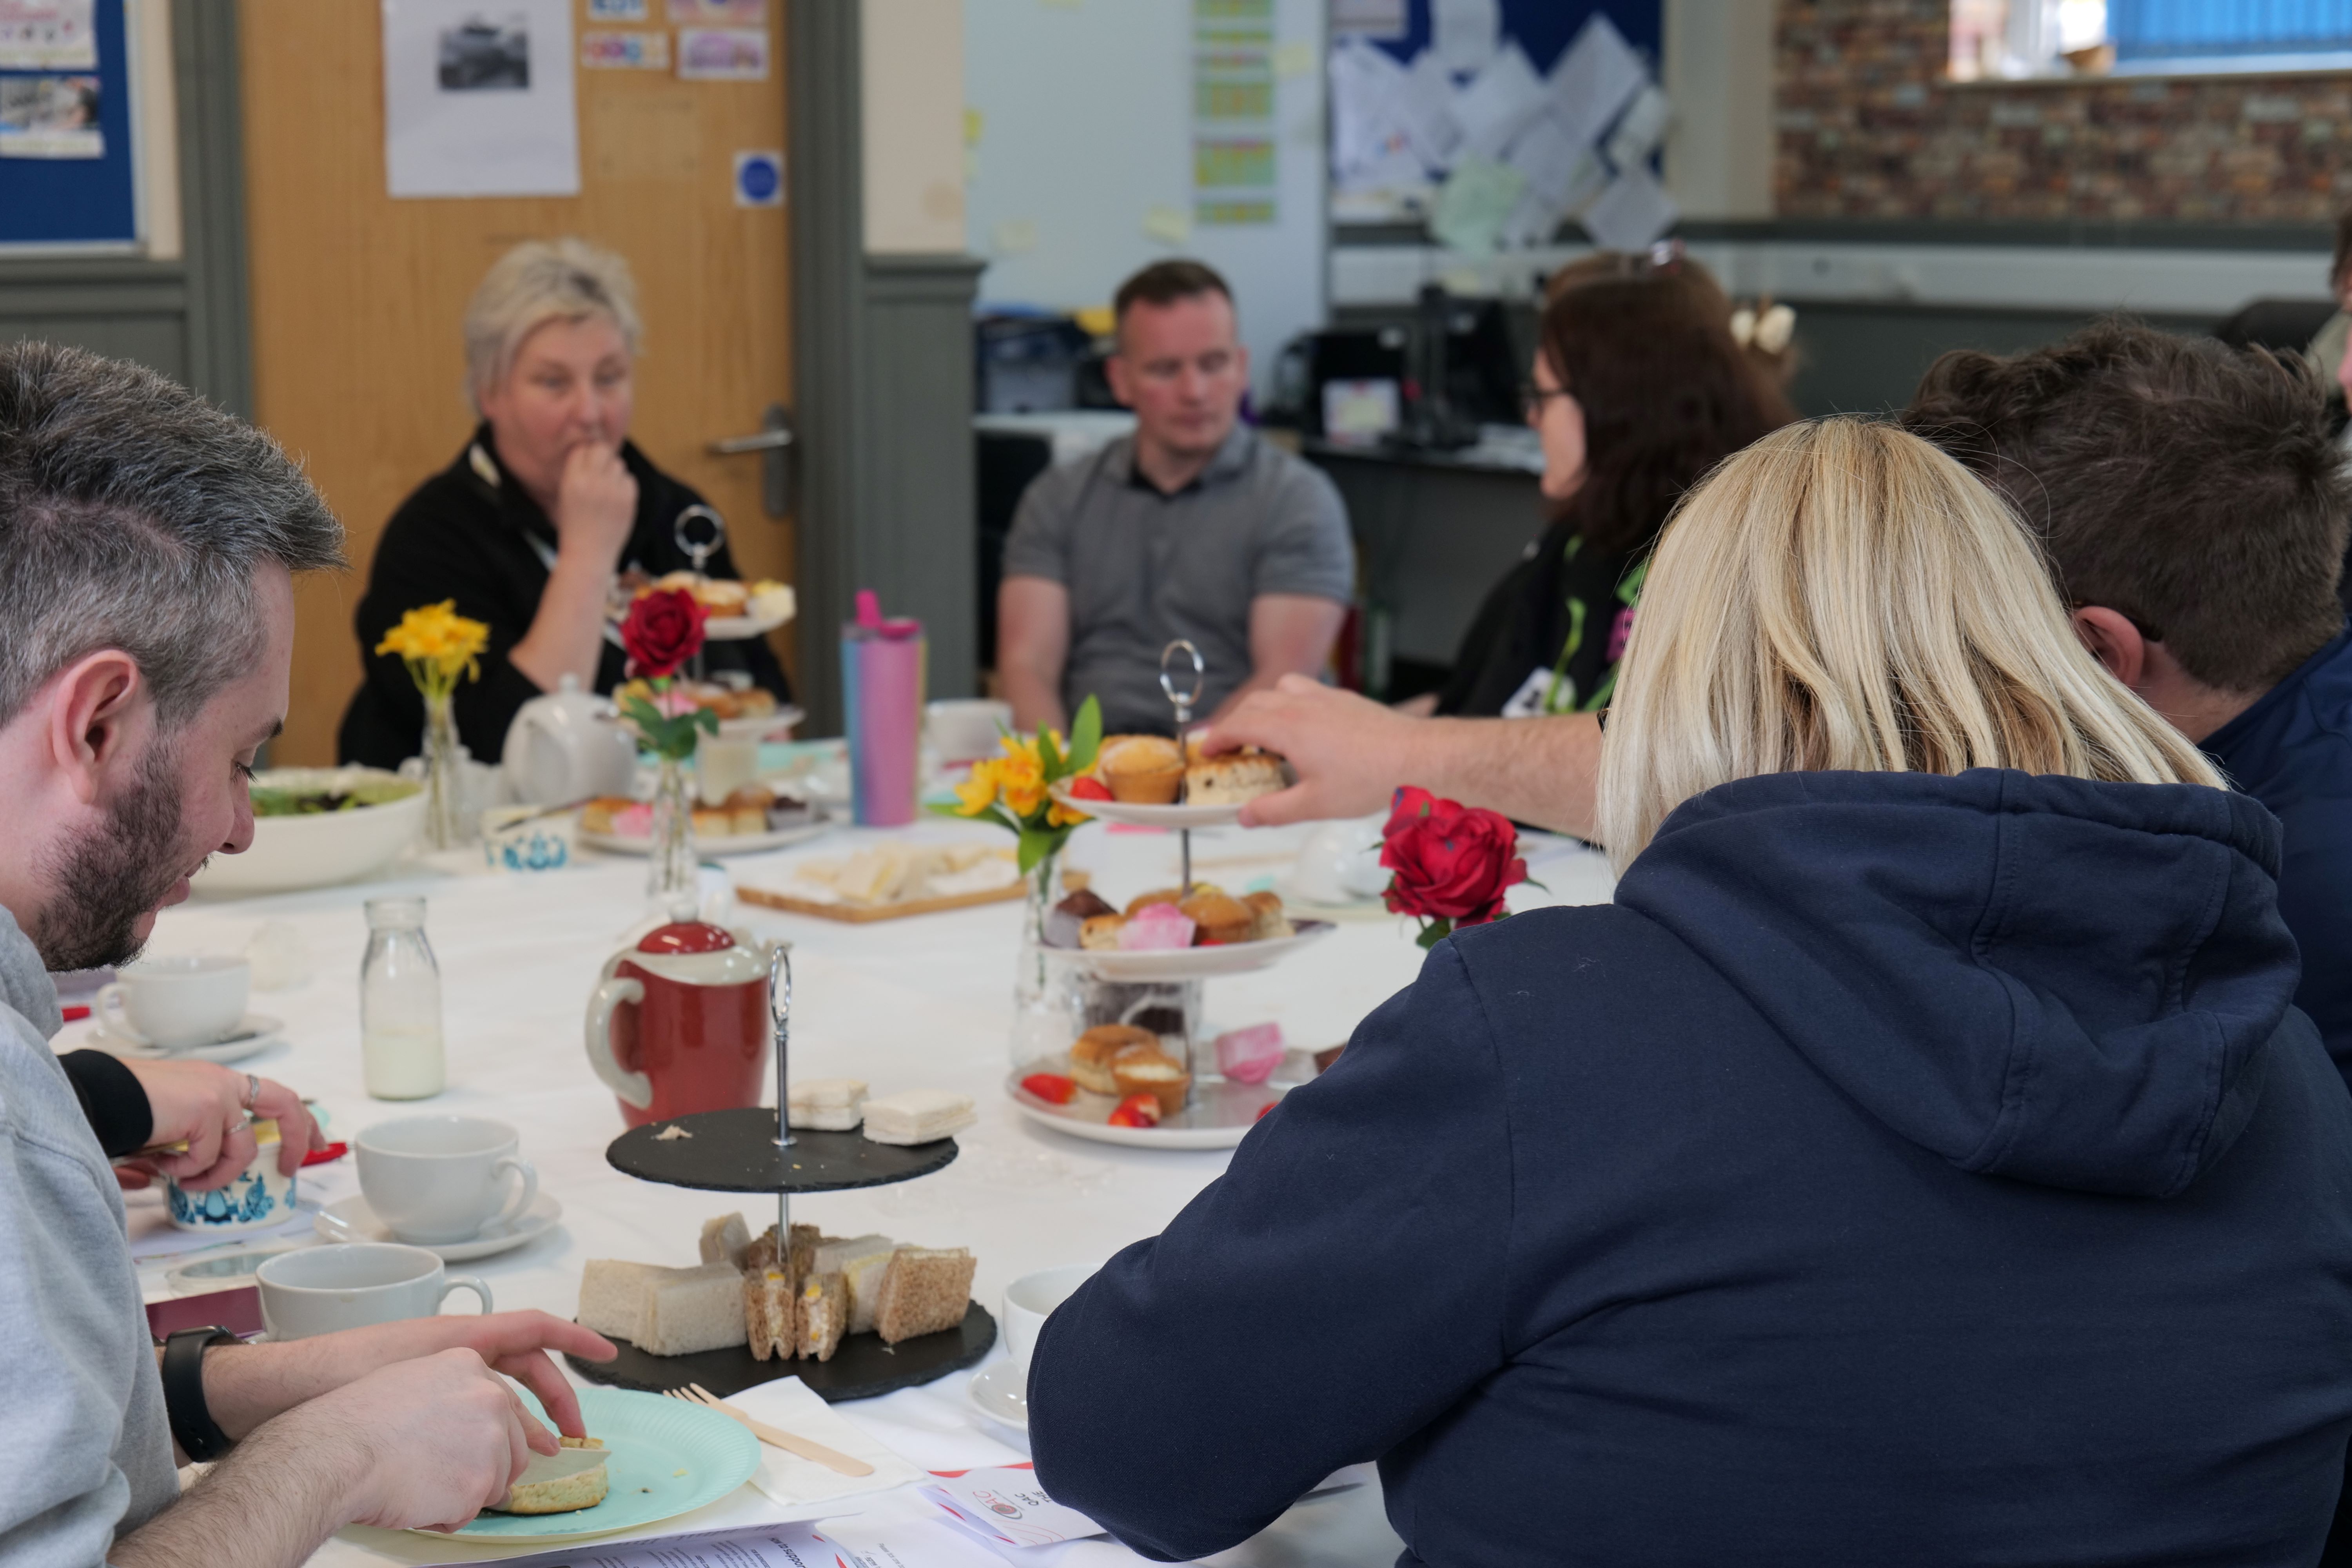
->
[[584, 921, 770, 1127]]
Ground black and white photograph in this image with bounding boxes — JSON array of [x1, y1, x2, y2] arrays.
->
[[435, 11, 528, 90]]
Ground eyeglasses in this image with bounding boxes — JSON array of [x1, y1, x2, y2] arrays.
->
[[1521, 384, 1573, 423]]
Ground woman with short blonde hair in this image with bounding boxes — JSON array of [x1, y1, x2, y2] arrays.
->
[[1029, 419, 2352, 1565], [1596, 417, 2220, 867], [340, 236, 788, 768]]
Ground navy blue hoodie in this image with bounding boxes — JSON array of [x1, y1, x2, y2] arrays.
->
[[1030, 770, 2352, 1566]]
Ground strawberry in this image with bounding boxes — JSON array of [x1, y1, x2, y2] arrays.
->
[[1107, 1093, 1162, 1128], [1020, 1073, 1078, 1105], [1068, 776, 1113, 801]]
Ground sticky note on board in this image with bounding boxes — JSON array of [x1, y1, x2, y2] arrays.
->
[[1142, 204, 1191, 244]]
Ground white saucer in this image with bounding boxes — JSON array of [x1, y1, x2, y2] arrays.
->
[[314, 1192, 564, 1261], [967, 1360, 1029, 1432], [86, 1013, 284, 1065]]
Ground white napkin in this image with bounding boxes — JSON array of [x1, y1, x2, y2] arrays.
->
[[724, 1376, 928, 1507]]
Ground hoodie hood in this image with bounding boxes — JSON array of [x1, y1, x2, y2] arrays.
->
[[1615, 770, 2296, 1199], [0, 904, 61, 1041]]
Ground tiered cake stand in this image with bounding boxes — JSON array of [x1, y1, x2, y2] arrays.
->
[[567, 951, 995, 1401]]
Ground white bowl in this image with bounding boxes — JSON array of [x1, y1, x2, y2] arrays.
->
[[193, 767, 425, 896]]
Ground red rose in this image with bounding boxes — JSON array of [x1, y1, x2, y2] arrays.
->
[[1380, 786, 1526, 931], [621, 588, 708, 679]]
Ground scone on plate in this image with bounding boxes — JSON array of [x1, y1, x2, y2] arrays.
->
[[1178, 890, 1254, 945], [493, 1436, 608, 1515], [1242, 889, 1294, 941], [1071, 1023, 1157, 1095], [1185, 749, 1285, 806], [1078, 914, 1126, 950]]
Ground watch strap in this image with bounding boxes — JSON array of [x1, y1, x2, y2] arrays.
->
[[162, 1327, 238, 1462]]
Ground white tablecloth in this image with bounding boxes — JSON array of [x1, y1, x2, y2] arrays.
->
[[98, 815, 1613, 1564]]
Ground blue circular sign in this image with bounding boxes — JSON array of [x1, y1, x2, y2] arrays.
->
[[737, 154, 780, 205]]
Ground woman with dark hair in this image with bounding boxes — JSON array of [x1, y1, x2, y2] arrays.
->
[[1429, 269, 1792, 718]]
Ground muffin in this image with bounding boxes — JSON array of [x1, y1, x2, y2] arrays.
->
[[1110, 1044, 1191, 1116], [1178, 890, 1254, 946], [1071, 1023, 1158, 1095], [1098, 735, 1185, 804]]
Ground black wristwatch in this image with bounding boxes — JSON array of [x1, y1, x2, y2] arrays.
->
[[162, 1327, 239, 1462]]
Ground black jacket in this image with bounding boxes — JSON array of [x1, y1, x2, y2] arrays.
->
[[338, 429, 789, 768], [1032, 769, 2352, 1566]]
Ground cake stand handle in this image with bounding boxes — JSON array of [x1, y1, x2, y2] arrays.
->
[[769, 943, 794, 1248], [1160, 639, 1204, 893]]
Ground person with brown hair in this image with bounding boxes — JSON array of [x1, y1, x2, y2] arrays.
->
[[1034, 419, 2352, 1564], [1904, 319, 2352, 1071], [1427, 267, 1792, 721], [997, 259, 1354, 735]]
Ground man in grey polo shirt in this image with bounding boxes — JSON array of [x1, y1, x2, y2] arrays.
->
[[998, 261, 1354, 736]]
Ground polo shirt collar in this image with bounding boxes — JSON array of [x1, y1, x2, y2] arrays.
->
[[1111, 421, 1255, 496]]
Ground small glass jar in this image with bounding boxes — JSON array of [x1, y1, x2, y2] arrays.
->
[[360, 895, 446, 1100]]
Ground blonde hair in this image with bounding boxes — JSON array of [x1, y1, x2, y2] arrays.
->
[[461, 238, 643, 412], [1594, 419, 2223, 872]]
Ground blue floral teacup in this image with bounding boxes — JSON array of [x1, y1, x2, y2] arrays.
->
[[480, 806, 575, 873], [166, 1117, 298, 1234]]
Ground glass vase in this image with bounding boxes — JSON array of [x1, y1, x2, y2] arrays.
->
[[1009, 855, 1079, 1068], [421, 690, 465, 851], [646, 754, 698, 913]]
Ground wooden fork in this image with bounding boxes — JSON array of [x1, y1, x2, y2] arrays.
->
[[663, 1385, 875, 1477]]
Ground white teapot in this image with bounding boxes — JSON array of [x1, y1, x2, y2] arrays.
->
[[500, 675, 639, 806]]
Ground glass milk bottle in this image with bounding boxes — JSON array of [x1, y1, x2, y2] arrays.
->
[[360, 896, 445, 1099]]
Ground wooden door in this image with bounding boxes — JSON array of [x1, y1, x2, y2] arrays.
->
[[240, 0, 794, 765]]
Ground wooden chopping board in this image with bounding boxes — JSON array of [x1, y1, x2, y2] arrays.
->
[[733, 880, 1027, 923]]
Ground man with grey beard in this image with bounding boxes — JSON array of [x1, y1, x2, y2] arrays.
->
[[0, 342, 615, 1566]]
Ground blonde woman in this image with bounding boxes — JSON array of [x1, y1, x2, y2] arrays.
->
[[1028, 420, 2352, 1565], [339, 238, 789, 769]]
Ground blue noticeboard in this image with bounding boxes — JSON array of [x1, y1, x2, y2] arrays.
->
[[0, 0, 140, 249], [1362, 0, 1662, 77]]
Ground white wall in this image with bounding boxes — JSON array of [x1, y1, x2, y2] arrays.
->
[[962, 0, 1327, 397], [864, 0, 969, 253]]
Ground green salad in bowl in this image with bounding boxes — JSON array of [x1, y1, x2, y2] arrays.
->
[[248, 777, 420, 817]]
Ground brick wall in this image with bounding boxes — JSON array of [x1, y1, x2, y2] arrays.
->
[[1776, 0, 2352, 223]]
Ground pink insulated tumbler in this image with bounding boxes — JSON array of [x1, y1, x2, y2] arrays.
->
[[842, 590, 925, 826]]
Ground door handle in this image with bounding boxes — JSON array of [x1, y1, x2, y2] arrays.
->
[[708, 403, 794, 518]]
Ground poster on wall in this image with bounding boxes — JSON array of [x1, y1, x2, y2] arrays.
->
[[0, 0, 95, 69], [0, 73, 99, 157], [381, 0, 578, 198], [1192, 0, 1276, 225]]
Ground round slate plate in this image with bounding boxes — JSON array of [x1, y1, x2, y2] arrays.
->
[[434, 1385, 759, 1542], [607, 1111, 958, 1194], [568, 1301, 997, 1403]]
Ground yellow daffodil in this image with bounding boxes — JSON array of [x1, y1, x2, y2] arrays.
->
[[376, 601, 489, 700], [953, 758, 1003, 816]]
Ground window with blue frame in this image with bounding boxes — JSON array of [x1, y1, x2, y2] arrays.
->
[[2112, 0, 2352, 62]]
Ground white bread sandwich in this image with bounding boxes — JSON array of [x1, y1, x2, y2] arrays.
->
[[788, 1077, 869, 1131], [860, 1089, 976, 1146], [699, 1211, 752, 1268]]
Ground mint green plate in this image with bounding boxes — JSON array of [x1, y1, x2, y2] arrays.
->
[[436, 1385, 760, 1541]]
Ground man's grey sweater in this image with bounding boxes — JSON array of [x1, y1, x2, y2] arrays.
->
[[0, 906, 176, 1563]]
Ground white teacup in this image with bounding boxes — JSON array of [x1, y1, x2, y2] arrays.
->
[[927, 699, 1013, 764], [356, 1115, 538, 1245], [97, 955, 249, 1049], [1002, 1263, 1096, 1372], [257, 1243, 492, 1340]]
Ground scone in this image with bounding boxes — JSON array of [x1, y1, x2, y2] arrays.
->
[[1110, 1044, 1191, 1116], [1071, 1023, 1157, 1095], [1185, 750, 1285, 806], [1098, 735, 1184, 804], [1242, 890, 1294, 941], [493, 1436, 608, 1515], [1078, 914, 1126, 951], [1177, 890, 1254, 945], [579, 797, 637, 836]]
